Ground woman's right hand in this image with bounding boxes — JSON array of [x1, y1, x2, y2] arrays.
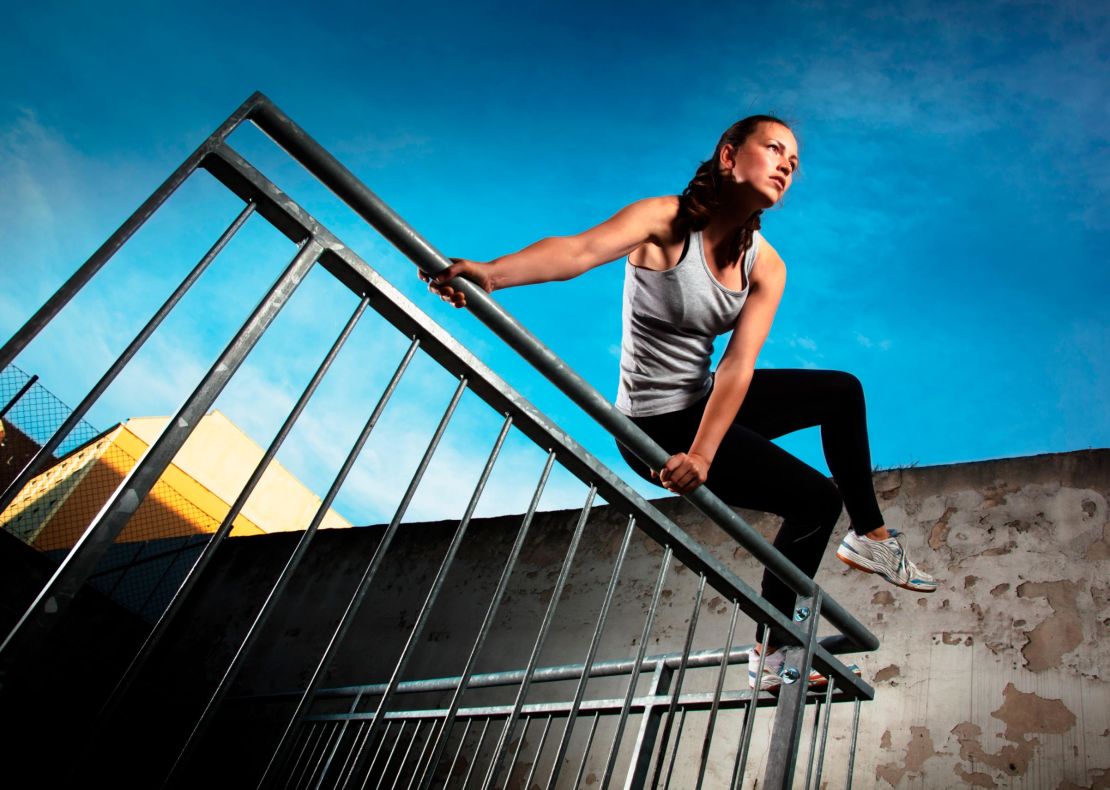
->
[[418, 258, 493, 308]]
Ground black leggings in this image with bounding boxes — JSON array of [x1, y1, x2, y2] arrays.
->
[[617, 369, 884, 647]]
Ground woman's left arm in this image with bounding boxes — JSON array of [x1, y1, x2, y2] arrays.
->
[[656, 242, 788, 494]]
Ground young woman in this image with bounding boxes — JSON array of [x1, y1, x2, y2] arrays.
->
[[422, 115, 937, 689]]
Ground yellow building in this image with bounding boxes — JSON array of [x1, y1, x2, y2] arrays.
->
[[0, 410, 350, 552]]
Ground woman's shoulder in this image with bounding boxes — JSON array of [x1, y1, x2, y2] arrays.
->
[[621, 195, 683, 245]]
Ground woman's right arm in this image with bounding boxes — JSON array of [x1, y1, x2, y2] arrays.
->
[[424, 196, 678, 307]]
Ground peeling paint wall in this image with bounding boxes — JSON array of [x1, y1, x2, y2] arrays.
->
[[172, 449, 1109, 788]]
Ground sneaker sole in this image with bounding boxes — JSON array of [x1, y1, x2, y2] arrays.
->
[[836, 548, 938, 593]]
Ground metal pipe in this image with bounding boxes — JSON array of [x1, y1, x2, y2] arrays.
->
[[481, 486, 597, 789], [283, 724, 315, 790], [335, 721, 369, 790], [804, 698, 822, 790], [300, 375, 468, 783], [389, 720, 423, 790], [100, 294, 368, 764], [731, 630, 769, 790], [357, 720, 395, 790], [695, 600, 740, 789], [307, 723, 342, 790], [326, 409, 506, 784], [444, 719, 473, 788], [165, 335, 420, 786], [648, 574, 705, 790], [0, 237, 321, 691], [521, 715, 553, 790], [460, 718, 490, 790], [570, 712, 601, 790], [605, 547, 672, 790], [0, 373, 37, 419], [293, 724, 328, 790], [504, 717, 532, 789], [376, 720, 409, 790], [407, 720, 441, 790], [417, 452, 555, 790], [661, 708, 686, 790], [547, 515, 636, 788], [846, 698, 861, 790], [102, 230, 350, 735], [812, 679, 836, 790], [0, 94, 261, 374], [0, 201, 257, 512], [245, 94, 878, 655], [762, 590, 823, 790]]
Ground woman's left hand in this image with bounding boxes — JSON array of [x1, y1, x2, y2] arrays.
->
[[654, 451, 710, 495]]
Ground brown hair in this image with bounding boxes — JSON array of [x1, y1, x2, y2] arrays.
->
[[677, 114, 791, 263]]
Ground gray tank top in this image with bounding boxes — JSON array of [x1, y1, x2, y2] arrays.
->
[[616, 229, 761, 416]]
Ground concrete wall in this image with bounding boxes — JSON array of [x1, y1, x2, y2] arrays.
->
[[169, 449, 1110, 788]]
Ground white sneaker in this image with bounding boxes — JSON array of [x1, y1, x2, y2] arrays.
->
[[836, 529, 939, 592]]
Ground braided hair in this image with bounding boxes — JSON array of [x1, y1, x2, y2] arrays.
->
[[677, 114, 790, 264]]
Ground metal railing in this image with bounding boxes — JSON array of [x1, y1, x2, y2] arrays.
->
[[0, 93, 877, 788]]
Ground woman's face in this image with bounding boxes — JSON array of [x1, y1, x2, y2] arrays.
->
[[720, 122, 799, 208]]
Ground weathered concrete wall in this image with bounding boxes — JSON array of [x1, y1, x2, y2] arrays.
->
[[169, 449, 1110, 788]]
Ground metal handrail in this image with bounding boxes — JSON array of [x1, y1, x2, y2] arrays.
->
[[244, 93, 878, 654]]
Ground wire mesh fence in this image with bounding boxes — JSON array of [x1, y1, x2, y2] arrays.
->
[[0, 363, 234, 621]]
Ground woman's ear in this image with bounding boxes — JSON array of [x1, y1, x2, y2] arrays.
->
[[718, 143, 737, 172]]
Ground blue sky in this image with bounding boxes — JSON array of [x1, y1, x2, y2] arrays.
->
[[1, 0, 1107, 524]]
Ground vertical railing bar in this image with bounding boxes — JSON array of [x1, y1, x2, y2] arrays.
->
[[355, 719, 395, 790], [607, 546, 674, 790], [730, 630, 770, 790], [292, 724, 328, 790], [281, 724, 314, 790], [308, 409, 507, 790], [694, 600, 740, 790], [0, 373, 37, 418], [417, 452, 556, 790], [812, 679, 836, 790], [305, 723, 343, 790], [762, 590, 822, 790], [444, 719, 474, 789], [644, 573, 705, 790], [623, 662, 666, 790], [274, 375, 468, 790], [0, 201, 257, 512], [336, 720, 371, 790], [310, 687, 366, 790], [406, 719, 442, 790], [546, 515, 636, 788], [505, 717, 532, 787], [388, 720, 424, 790], [521, 715, 553, 790], [482, 484, 598, 790], [460, 717, 491, 790], [99, 294, 370, 735], [1, 238, 321, 687], [373, 721, 410, 790], [570, 712, 601, 790], [845, 698, 861, 790], [803, 698, 821, 790], [660, 709, 686, 790], [165, 335, 420, 787], [0, 92, 261, 374]]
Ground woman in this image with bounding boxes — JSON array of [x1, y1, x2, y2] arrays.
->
[[422, 115, 937, 689]]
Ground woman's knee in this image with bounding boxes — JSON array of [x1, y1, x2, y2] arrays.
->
[[792, 477, 844, 527]]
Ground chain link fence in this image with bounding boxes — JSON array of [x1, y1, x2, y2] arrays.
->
[[1, 363, 223, 621]]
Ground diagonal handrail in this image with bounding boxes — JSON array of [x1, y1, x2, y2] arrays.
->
[[242, 93, 878, 654]]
